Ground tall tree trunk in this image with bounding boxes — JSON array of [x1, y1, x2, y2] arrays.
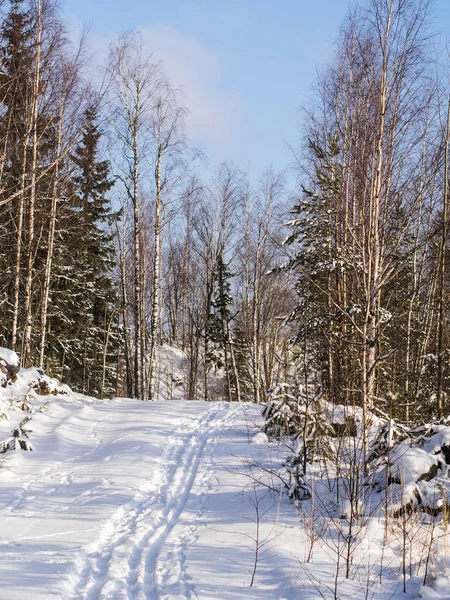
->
[[251, 249, 261, 404], [118, 221, 133, 398], [132, 123, 143, 400], [362, 4, 392, 457], [101, 305, 117, 400], [227, 320, 241, 403], [23, 0, 42, 366], [437, 97, 450, 418], [11, 137, 29, 353], [148, 144, 163, 401], [39, 97, 65, 367], [181, 199, 191, 350]]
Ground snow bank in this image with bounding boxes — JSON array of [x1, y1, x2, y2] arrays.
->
[[18, 367, 71, 396], [250, 431, 269, 444], [0, 347, 19, 367], [0, 346, 19, 379], [424, 428, 450, 455], [0, 355, 71, 456], [390, 443, 440, 485]]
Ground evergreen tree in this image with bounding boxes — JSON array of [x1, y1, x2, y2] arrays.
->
[[207, 254, 240, 401], [285, 136, 349, 402], [0, 0, 66, 362], [47, 107, 120, 397]]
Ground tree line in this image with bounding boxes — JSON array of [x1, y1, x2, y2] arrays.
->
[[1, 0, 450, 423], [287, 0, 450, 428], [0, 0, 292, 401]]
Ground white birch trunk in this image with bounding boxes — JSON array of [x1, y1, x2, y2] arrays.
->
[[38, 98, 65, 367], [23, 0, 42, 365]]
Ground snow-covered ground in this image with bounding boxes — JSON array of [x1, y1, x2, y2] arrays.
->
[[0, 375, 449, 599], [0, 390, 302, 599]]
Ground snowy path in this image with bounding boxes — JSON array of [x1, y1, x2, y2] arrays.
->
[[0, 396, 300, 599]]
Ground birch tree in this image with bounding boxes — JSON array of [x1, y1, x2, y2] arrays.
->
[[109, 32, 160, 399], [147, 81, 188, 401], [288, 0, 439, 435]]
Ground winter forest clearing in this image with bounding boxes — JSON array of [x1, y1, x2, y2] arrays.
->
[[1, 367, 450, 600], [0, 376, 297, 599], [3, 0, 450, 597]]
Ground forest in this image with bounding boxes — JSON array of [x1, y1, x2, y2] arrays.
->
[[0, 0, 449, 422], [3, 0, 450, 597]]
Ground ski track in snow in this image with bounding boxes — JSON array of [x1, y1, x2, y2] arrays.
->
[[66, 402, 239, 600]]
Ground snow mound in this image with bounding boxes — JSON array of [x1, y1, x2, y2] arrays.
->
[[369, 420, 450, 515], [18, 367, 71, 396], [424, 428, 450, 455], [154, 344, 187, 400], [390, 444, 440, 485], [250, 431, 269, 444], [0, 347, 19, 380], [0, 346, 70, 397], [0, 347, 19, 368], [0, 354, 71, 457]]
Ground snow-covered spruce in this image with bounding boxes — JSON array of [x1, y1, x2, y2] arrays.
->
[[263, 382, 362, 503]]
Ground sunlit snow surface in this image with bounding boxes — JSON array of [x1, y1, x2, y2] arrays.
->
[[0, 347, 19, 367], [0, 395, 302, 599], [0, 391, 447, 599]]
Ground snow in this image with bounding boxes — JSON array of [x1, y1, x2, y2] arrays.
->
[[390, 444, 439, 484], [1, 365, 450, 599], [0, 346, 19, 367], [0, 391, 301, 599], [18, 366, 71, 395], [154, 344, 188, 400], [250, 431, 269, 444], [424, 428, 450, 454]]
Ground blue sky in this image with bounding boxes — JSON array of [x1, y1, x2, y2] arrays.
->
[[62, 0, 450, 184]]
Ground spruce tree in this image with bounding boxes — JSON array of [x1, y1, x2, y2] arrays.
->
[[47, 107, 120, 397], [207, 254, 240, 401], [285, 136, 348, 402]]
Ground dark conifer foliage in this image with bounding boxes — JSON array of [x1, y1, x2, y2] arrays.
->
[[46, 107, 120, 397], [0, 1, 121, 397], [207, 255, 234, 371]]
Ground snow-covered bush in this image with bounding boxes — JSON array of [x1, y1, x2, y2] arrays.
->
[[0, 416, 33, 453], [20, 367, 71, 396], [368, 414, 450, 516], [263, 382, 322, 438], [366, 412, 410, 463], [0, 350, 70, 456], [263, 382, 450, 521], [263, 383, 326, 501]]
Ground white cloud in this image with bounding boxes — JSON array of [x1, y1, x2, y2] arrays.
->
[[83, 22, 240, 147], [139, 24, 239, 144]]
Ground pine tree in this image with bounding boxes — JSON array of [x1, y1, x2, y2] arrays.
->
[[207, 254, 240, 401], [47, 107, 120, 397]]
